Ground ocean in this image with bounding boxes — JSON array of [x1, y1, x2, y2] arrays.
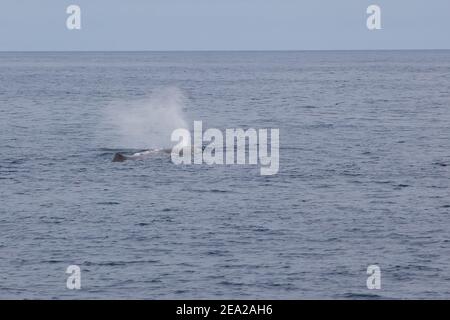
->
[[0, 51, 449, 299]]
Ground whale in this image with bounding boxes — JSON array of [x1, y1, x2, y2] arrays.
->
[[112, 146, 204, 162], [112, 149, 170, 162]]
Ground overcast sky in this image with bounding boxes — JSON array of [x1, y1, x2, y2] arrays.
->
[[0, 0, 449, 51]]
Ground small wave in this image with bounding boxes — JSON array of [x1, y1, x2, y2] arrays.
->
[[433, 162, 448, 167], [83, 260, 159, 266], [340, 292, 384, 299], [136, 222, 150, 226], [190, 189, 233, 194], [97, 201, 120, 205]]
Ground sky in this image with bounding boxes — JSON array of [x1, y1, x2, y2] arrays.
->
[[0, 0, 449, 51]]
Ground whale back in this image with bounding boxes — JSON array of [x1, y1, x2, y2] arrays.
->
[[112, 153, 127, 162]]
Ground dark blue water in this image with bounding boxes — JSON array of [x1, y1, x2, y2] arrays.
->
[[0, 51, 449, 299]]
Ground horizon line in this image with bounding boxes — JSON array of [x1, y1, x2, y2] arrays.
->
[[1, 48, 450, 53]]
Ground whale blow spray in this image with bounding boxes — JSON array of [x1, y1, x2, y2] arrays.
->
[[105, 87, 189, 149]]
